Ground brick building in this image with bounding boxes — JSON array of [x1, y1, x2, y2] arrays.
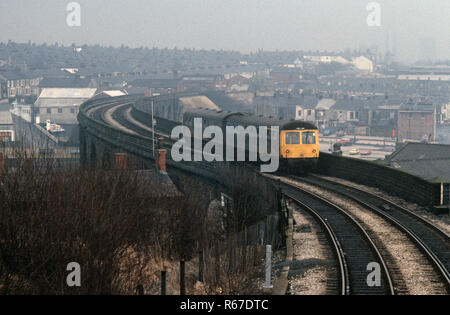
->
[[397, 103, 436, 142], [0, 71, 42, 99]]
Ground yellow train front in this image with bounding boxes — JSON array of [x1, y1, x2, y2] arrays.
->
[[183, 108, 320, 173], [279, 122, 320, 173]]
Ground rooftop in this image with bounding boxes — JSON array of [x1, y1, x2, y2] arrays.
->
[[39, 77, 94, 88], [38, 88, 97, 99], [95, 90, 127, 97], [386, 142, 450, 182]]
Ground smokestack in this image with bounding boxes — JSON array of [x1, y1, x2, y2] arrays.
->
[[115, 153, 127, 170], [156, 149, 167, 173]]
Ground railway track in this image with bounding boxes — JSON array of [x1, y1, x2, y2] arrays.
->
[[280, 180, 395, 295], [87, 98, 173, 141], [287, 174, 450, 293], [83, 97, 450, 294]]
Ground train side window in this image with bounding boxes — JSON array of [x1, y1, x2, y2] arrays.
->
[[302, 131, 316, 144], [285, 132, 300, 144]]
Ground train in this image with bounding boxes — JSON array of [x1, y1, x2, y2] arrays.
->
[[182, 108, 319, 172]]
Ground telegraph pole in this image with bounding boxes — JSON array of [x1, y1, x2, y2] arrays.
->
[[152, 100, 155, 156]]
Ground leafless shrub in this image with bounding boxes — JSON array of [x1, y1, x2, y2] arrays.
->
[[0, 146, 280, 294], [0, 149, 196, 294]]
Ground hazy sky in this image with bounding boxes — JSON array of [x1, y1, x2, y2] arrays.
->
[[0, 0, 449, 62]]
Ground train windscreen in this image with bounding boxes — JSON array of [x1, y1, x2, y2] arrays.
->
[[285, 132, 300, 144], [302, 131, 316, 144]]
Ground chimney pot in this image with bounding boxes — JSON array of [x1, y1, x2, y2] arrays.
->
[[115, 153, 127, 170], [156, 149, 167, 173]]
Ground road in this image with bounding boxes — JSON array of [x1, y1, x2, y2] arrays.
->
[[320, 135, 396, 160]]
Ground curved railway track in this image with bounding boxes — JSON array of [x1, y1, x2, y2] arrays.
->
[[83, 97, 450, 294], [288, 174, 450, 293], [87, 98, 172, 140], [280, 181, 395, 295]]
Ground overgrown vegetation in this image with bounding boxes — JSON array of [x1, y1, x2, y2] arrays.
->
[[0, 150, 280, 295]]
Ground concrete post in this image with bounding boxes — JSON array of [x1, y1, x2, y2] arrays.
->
[[263, 245, 273, 289], [161, 270, 167, 295], [180, 260, 186, 295]]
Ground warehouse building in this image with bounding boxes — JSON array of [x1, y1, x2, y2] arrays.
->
[[34, 88, 97, 125]]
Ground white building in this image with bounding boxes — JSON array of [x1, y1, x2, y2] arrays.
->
[[303, 55, 349, 64], [35, 88, 97, 125], [295, 105, 316, 122], [303, 55, 374, 72], [351, 56, 374, 72]]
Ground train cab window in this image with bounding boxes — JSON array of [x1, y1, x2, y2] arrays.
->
[[302, 132, 316, 144], [285, 132, 300, 144]]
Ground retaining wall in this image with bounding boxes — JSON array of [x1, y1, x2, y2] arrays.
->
[[316, 152, 448, 209]]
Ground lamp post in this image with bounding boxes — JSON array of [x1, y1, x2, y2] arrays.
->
[[152, 100, 155, 156]]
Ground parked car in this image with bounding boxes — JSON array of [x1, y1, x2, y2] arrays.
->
[[349, 148, 360, 155], [360, 150, 372, 156]]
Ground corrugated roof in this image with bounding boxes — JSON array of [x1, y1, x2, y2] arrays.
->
[[38, 88, 97, 99]]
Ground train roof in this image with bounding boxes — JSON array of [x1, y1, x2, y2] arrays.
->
[[183, 108, 242, 121], [227, 114, 318, 130], [183, 108, 318, 130]]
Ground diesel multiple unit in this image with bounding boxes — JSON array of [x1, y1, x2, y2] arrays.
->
[[183, 108, 319, 171]]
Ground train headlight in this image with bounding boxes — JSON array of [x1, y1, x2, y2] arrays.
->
[[285, 149, 290, 154], [312, 149, 317, 153]]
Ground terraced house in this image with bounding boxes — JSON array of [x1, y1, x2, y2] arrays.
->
[[0, 70, 42, 98]]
